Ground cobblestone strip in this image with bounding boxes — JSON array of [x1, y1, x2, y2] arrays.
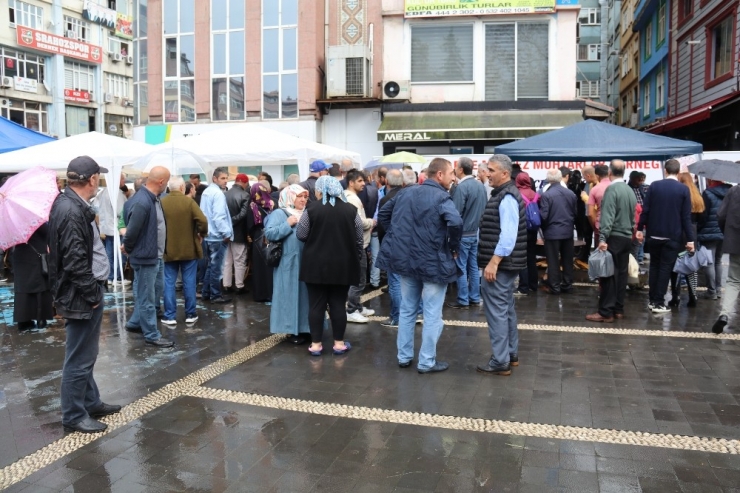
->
[[0, 334, 287, 490], [367, 316, 740, 340], [361, 287, 385, 304], [187, 386, 740, 455], [571, 282, 707, 292]]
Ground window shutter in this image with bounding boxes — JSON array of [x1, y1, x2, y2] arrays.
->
[[411, 25, 473, 83], [517, 23, 549, 99], [485, 24, 515, 101], [64, 64, 73, 88]]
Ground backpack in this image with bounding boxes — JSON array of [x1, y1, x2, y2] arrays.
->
[[521, 193, 541, 232]]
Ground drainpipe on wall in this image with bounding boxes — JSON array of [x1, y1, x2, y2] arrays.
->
[[599, 0, 608, 105], [49, 0, 65, 138]]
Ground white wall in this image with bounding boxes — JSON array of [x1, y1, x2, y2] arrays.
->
[[322, 108, 383, 166]]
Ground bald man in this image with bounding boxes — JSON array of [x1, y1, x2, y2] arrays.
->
[[122, 166, 174, 348]]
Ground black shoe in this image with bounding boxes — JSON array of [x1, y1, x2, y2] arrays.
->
[[125, 325, 142, 333], [510, 354, 519, 367], [477, 361, 512, 375], [211, 297, 232, 304], [17, 321, 35, 331], [687, 296, 697, 308], [381, 286, 389, 293], [146, 338, 174, 348], [235, 287, 248, 294], [287, 334, 308, 345], [469, 301, 482, 306], [445, 302, 469, 309], [712, 315, 728, 334], [63, 416, 107, 433], [668, 297, 679, 307], [380, 318, 399, 328], [88, 403, 122, 418], [418, 361, 449, 374], [399, 360, 412, 368]]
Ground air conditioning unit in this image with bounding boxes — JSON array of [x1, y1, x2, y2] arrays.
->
[[0, 99, 10, 108], [326, 45, 372, 98], [125, 55, 134, 65], [0, 76, 12, 88], [104, 93, 114, 103], [122, 98, 133, 107], [381, 80, 410, 101], [111, 53, 123, 62], [66, 30, 77, 39]]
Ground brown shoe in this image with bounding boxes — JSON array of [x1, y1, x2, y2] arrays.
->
[[585, 313, 614, 323], [614, 313, 624, 319]]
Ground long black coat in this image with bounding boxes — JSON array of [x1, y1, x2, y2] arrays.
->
[[13, 223, 50, 294]]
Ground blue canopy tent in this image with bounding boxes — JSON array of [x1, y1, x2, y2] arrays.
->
[[494, 119, 702, 161], [0, 116, 54, 154]]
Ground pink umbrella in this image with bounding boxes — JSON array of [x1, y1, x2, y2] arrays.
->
[[0, 166, 59, 250]]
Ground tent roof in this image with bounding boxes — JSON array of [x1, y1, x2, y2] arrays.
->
[[494, 119, 703, 161], [0, 116, 55, 154], [0, 131, 152, 172]]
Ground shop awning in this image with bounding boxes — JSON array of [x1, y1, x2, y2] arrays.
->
[[376, 110, 584, 143], [647, 93, 739, 134]]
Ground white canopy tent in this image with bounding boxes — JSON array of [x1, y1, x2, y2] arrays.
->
[[0, 132, 154, 285], [136, 124, 362, 180]]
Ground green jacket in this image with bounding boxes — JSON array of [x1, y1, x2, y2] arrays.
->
[[599, 181, 637, 240], [160, 191, 208, 262]]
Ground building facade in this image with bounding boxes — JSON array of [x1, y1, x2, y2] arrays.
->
[[634, 0, 668, 128], [0, 0, 134, 139], [648, 0, 739, 152], [618, 0, 639, 127], [577, 0, 603, 101], [601, 0, 623, 120]]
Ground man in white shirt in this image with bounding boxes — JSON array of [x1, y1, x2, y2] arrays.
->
[[93, 173, 131, 285]]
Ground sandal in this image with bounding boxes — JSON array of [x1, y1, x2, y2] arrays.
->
[[333, 341, 351, 355], [308, 344, 322, 356]]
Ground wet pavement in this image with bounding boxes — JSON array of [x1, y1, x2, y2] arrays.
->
[[1, 266, 739, 492]]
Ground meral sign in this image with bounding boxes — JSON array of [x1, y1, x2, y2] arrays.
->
[[383, 132, 433, 141], [404, 0, 556, 17], [16, 27, 103, 64]]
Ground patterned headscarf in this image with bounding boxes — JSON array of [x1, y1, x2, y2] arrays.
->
[[250, 182, 274, 226], [315, 175, 347, 206], [279, 184, 308, 219]]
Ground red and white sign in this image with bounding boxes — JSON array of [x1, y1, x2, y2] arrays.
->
[[16, 27, 103, 64], [64, 89, 91, 103]]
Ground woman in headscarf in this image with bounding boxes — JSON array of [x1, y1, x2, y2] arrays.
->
[[247, 182, 275, 303], [264, 185, 311, 344], [13, 223, 54, 331], [297, 176, 363, 356], [515, 172, 539, 295]]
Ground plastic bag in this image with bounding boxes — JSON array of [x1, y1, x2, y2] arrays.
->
[[674, 251, 700, 275], [628, 254, 639, 280], [588, 249, 614, 281], [696, 245, 714, 267]]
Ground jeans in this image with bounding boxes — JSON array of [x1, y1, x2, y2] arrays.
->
[[632, 240, 645, 263], [720, 254, 740, 318], [164, 260, 197, 320], [369, 233, 380, 287], [397, 277, 447, 370], [388, 271, 401, 322], [196, 238, 207, 285], [306, 283, 349, 343], [103, 236, 115, 281], [702, 240, 724, 296], [155, 258, 164, 313], [544, 237, 574, 293], [347, 252, 367, 314], [61, 301, 104, 426], [647, 238, 681, 305], [202, 240, 227, 299], [223, 242, 248, 289], [481, 269, 519, 367], [518, 230, 538, 293], [455, 235, 481, 305], [128, 261, 163, 342], [598, 235, 632, 317]]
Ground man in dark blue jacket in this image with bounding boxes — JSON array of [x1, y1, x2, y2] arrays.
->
[[123, 166, 174, 348], [539, 168, 578, 294], [698, 180, 731, 299], [377, 158, 462, 374], [637, 159, 695, 313]]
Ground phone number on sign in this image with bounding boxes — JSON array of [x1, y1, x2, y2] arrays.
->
[[406, 7, 537, 15]]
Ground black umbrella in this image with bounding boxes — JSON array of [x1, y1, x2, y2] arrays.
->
[[687, 159, 740, 183]]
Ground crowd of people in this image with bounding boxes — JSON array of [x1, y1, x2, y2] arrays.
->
[[2, 152, 739, 434]]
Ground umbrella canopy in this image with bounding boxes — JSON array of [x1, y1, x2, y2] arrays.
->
[[0, 131, 153, 172], [0, 166, 58, 249], [139, 124, 361, 179], [687, 159, 740, 183], [0, 116, 55, 154], [364, 159, 406, 173], [380, 151, 427, 164], [494, 119, 703, 161], [130, 147, 214, 179]]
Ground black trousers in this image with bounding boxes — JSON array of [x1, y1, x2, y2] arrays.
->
[[544, 238, 574, 293], [578, 221, 594, 261], [647, 239, 681, 305], [598, 235, 632, 317], [306, 283, 349, 344], [518, 230, 539, 293]]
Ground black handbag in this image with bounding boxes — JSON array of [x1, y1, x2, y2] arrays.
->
[[256, 209, 289, 268], [28, 244, 49, 278]]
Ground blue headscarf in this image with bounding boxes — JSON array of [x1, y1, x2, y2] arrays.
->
[[315, 175, 347, 206]]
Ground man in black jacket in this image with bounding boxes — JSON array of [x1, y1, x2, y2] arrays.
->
[[539, 168, 577, 294], [49, 156, 120, 433], [223, 174, 251, 293], [300, 160, 331, 203], [712, 183, 740, 333]]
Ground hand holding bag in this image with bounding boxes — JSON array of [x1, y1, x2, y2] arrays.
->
[[588, 249, 614, 281], [673, 251, 700, 275]]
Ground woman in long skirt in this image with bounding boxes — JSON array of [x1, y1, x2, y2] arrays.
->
[[13, 223, 54, 331], [264, 185, 311, 344], [248, 182, 275, 303]]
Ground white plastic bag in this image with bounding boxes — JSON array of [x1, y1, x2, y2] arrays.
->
[[588, 249, 614, 281], [628, 254, 639, 280]]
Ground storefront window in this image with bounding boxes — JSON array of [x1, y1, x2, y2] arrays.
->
[[1, 100, 48, 134], [0, 48, 45, 82]]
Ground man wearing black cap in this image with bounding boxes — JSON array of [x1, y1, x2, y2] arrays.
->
[[49, 156, 121, 433]]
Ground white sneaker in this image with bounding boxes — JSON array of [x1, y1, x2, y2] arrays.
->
[[112, 279, 132, 286], [161, 319, 177, 326], [361, 307, 375, 317], [346, 312, 369, 323], [185, 315, 198, 324], [651, 304, 671, 314]]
